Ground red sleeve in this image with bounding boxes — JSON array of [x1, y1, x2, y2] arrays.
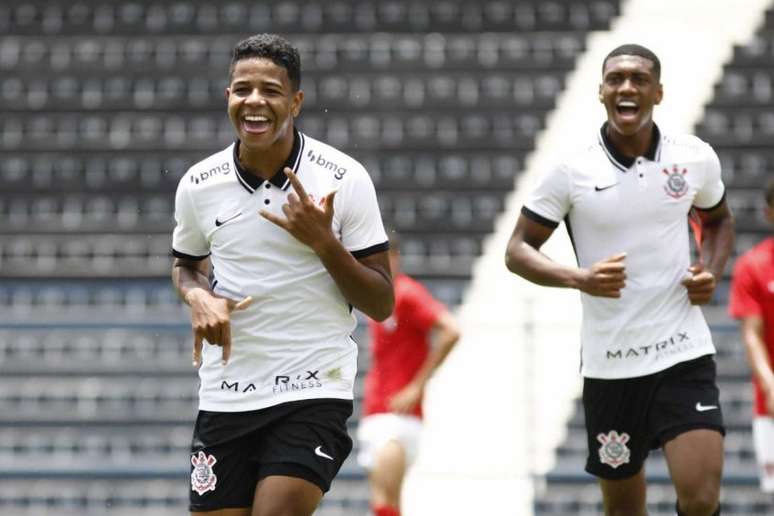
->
[[400, 278, 446, 333], [728, 255, 762, 319]]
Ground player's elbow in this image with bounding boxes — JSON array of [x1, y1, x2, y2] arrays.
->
[[368, 292, 395, 322], [505, 245, 524, 275]]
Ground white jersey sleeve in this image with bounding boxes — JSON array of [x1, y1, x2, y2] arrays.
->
[[335, 164, 388, 255], [523, 163, 572, 226], [172, 176, 210, 259], [693, 143, 725, 209]]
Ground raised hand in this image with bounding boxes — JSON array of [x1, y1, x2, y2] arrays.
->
[[681, 263, 716, 305], [578, 252, 627, 298], [259, 167, 337, 251], [186, 290, 253, 367]]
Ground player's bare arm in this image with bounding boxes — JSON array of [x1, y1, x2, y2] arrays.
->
[[681, 199, 735, 305], [505, 213, 627, 298], [741, 316, 774, 415], [172, 257, 252, 366], [389, 310, 460, 414], [261, 168, 394, 321]]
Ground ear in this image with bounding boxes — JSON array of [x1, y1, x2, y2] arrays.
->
[[225, 87, 231, 101], [654, 83, 664, 105], [598, 83, 604, 103], [291, 89, 304, 118]]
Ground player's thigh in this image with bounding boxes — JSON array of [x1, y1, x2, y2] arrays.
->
[[598, 468, 648, 516], [663, 429, 723, 497], [370, 440, 407, 496], [252, 475, 323, 516]]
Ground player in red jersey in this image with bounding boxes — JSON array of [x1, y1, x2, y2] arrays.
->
[[357, 234, 460, 516], [729, 180, 774, 494]]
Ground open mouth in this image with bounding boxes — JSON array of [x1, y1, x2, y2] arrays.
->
[[616, 100, 640, 118], [242, 114, 271, 134]]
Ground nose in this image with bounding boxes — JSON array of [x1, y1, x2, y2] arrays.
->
[[245, 88, 266, 105], [618, 78, 637, 94]]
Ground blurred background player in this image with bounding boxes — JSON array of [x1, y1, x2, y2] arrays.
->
[[728, 180, 774, 496], [357, 233, 460, 516]]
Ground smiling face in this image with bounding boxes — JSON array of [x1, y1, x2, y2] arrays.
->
[[599, 55, 663, 137], [226, 57, 303, 154]]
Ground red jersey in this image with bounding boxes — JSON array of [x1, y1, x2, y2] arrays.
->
[[363, 274, 445, 418], [729, 238, 774, 416]]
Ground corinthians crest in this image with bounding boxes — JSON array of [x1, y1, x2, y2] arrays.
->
[[662, 164, 689, 199], [191, 451, 218, 495], [597, 430, 631, 468]]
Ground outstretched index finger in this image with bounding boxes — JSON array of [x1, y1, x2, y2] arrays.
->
[[284, 168, 308, 201], [605, 252, 627, 263], [229, 296, 254, 312]]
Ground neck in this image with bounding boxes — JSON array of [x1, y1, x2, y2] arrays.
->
[[606, 121, 655, 159], [238, 128, 295, 180]]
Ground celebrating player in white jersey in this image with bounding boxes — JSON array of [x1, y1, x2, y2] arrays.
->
[[171, 34, 394, 516], [505, 44, 735, 516]]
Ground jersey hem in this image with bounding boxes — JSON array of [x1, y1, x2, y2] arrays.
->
[[198, 391, 354, 412]]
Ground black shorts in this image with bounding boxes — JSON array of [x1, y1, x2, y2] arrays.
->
[[583, 354, 725, 480], [189, 398, 353, 512]]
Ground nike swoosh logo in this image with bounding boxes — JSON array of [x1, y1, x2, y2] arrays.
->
[[695, 402, 718, 412], [215, 212, 242, 227], [594, 183, 619, 192], [314, 446, 334, 461]]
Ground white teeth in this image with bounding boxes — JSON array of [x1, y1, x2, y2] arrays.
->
[[618, 101, 638, 108], [244, 115, 269, 122]]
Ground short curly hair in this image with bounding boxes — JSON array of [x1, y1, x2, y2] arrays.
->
[[603, 44, 661, 80], [228, 34, 301, 91], [766, 179, 774, 208]]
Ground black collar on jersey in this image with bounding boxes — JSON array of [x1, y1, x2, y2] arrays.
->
[[599, 122, 661, 171], [233, 128, 305, 193]]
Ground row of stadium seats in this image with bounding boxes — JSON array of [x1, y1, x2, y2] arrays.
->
[[1, 72, 565, 111], [1, 112, 544, 151], [0, 152, 523, 192], [699, 107, 774, 144], [535, 484, 774, 516], [1, 33, 585, 73], [0, 234, 479, 278], [1, 1, 619, 35], [715, 69, 774, 105]]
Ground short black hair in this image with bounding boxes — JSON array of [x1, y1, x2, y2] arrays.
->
[[229, 34, 301, 91], [766, 179, 774, 207], [603, 44, 661, 80]]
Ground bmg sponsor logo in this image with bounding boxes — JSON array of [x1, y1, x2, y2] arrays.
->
[[307, 150, 347, 180], [191, 162, 230, 184]]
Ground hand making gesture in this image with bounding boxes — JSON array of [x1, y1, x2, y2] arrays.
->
[[578, 252, 628, 298], [185, 289, 253, 367], [681, 262, 716, 305], [260, 167, 337, 250]]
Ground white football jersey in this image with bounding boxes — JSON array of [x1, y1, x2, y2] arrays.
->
[[523, 124, 725, 379], [173, 129, 388, 411]]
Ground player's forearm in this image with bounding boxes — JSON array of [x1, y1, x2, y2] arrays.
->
[[742, 324, 774, 393], [701, 212, 735, 280], [505, 240, 583, 289], [313, 238, 394, 321], [172, 260, 212, 305], [413, 326, 459, 387]]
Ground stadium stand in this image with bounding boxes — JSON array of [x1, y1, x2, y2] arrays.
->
[[0, 0, 625, 514], [531, 5, 774, 515]]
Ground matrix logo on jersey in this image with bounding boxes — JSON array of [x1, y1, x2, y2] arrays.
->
[[307, 150, 347, 180], [191, 162, 231, 184], [662, 164, 688, 199], [191, 451, 218, 495], [606, 331, 692, 361], [597, 430, 631, 469], [272, 370, 323, 394]]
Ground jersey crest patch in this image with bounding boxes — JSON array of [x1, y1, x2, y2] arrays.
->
[[597, 430, 631, 468], [662, 164, 688, 199], [191, 451, 218, 495]]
